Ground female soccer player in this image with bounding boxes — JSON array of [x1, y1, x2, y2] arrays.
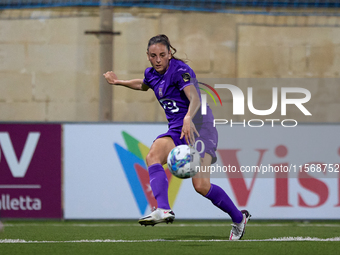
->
[[104, 34, 250, 240]]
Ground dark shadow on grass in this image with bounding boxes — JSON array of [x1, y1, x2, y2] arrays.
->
[[164, 235, 227, 241], [179, 244, 211, 247]]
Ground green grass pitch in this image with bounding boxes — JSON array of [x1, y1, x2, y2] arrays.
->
[[1, 220, 340, 255]]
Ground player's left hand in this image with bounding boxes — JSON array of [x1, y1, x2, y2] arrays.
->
[[180, 116, 200, 146], [103, 71, 119, 85]]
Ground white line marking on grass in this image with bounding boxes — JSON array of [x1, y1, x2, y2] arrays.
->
[[4, 223, 340, 228], [1, 237, 340, 243], [297, 224, 340, 227]]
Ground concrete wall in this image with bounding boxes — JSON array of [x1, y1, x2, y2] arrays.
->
[[0, 7, 339, 122]]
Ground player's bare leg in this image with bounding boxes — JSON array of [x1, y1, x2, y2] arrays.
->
[[192, 153, 213, 196]]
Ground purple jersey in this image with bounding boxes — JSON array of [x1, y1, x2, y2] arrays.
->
[[143, 59, 214, 128]]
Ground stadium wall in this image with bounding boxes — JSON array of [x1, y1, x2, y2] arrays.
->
[[0, 7, 340, 122]]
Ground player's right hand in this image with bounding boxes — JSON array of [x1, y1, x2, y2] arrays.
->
[[103, 71, 118, 85]]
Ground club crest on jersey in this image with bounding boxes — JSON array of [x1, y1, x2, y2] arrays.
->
[[159, 88, 163, 97], [182, 72, 191, 82]]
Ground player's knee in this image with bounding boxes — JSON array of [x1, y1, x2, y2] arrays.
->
[[146, 150, 160, 167], [193, 181, 210, 196], [145, 152, 154, 167]]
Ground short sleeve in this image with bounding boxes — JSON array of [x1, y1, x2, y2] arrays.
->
[[143, 67, 153, 88], [173, 66, 196, 91]]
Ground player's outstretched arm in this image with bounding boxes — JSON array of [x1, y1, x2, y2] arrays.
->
[[103, 71, 149, 91]]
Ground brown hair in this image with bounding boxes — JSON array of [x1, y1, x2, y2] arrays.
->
[[147, 34, 187, 63]]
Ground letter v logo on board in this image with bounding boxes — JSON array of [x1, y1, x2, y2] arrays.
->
[[0, 132, 40, 178]]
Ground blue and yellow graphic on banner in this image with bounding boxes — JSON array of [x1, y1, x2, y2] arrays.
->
[[114, 131, 182, 215]]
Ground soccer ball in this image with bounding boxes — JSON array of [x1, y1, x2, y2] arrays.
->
[[167, 144, 201, 179]]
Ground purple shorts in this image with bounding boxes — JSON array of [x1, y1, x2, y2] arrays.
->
[[156, 122, 218, 164]]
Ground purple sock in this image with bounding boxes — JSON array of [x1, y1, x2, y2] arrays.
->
[[205, 184, 243, 223], [148, 163, 170, 210]]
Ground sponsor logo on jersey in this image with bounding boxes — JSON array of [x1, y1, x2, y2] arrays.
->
[[182, 72, 191, 82], [159, 98, 179, 113]]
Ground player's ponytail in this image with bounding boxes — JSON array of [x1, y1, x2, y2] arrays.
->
[[147, 34, 187, 63]]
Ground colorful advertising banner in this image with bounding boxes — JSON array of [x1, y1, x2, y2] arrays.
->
[[63, 123, 340, 220], [0, 124, 62, 218], [64, 124, 168, 219]]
